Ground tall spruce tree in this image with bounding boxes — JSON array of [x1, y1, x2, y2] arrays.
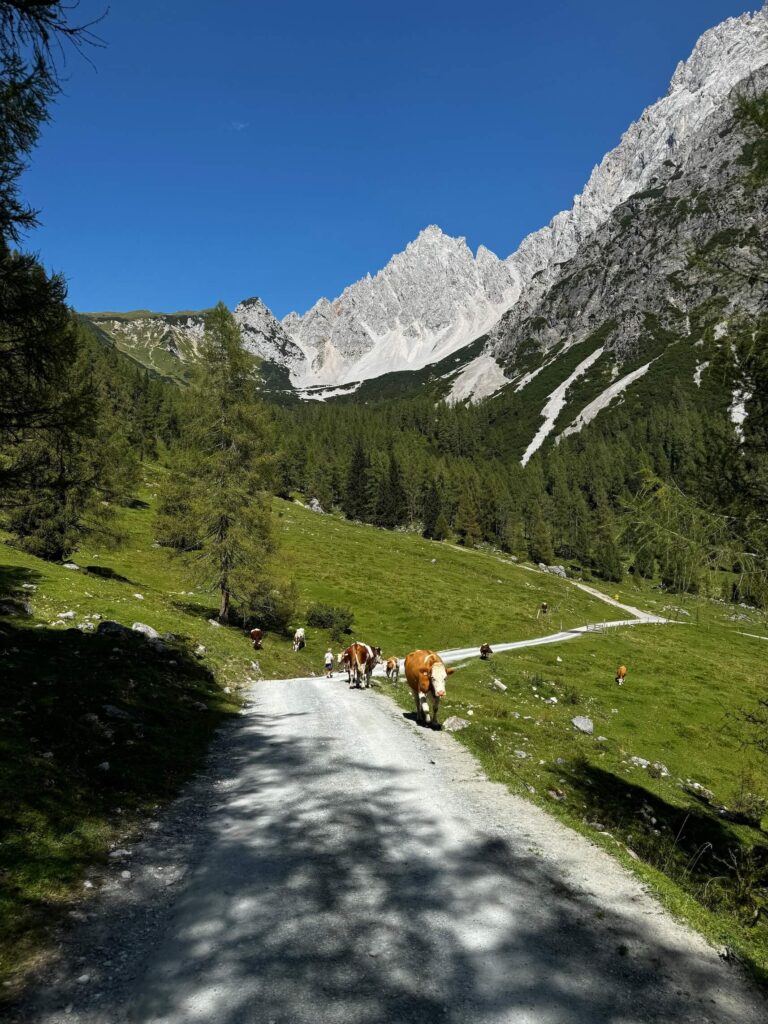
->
[[344, 440, 369, 521], [163, 303, 277, 623]]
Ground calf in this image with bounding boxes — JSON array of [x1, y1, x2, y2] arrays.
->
[[293, 627, 305, 652], [404, 650, 454, 728], [385, 656, 400, 683]]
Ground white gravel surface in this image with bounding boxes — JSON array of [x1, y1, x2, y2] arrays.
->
[[13, 674, 766, 1024]]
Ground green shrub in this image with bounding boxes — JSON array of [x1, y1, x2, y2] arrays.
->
[[306, 602, 354, 640]]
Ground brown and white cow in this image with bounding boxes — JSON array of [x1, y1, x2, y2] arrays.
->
[[342, 642, 381, 689], [249, 627, 263, 650], [404, 650, 455, 728], [385, 656, 400, 683], [293, 627, 306, 652], [337, 649, 352, 683]]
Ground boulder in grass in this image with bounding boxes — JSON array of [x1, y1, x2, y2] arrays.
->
[[630, 756, 650, 769], [308, 497, 324, 513], [132, 623, 160, 640], [97, 620, 133, 638], [442, 716, 471, 732], [62, 562, 80, 571], [571, 716, 593, 735]]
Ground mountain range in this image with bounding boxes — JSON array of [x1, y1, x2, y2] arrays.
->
[[83, 3, 768, 456]]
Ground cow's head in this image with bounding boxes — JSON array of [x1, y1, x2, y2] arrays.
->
[[422, 656, 454, 698], [372, 646, 382, 664]]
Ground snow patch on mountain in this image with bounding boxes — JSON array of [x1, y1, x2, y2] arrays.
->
[[730, 388, 751, 441], [446, 353, 509, 405], [521, 347, 605, 465], [561, 361, 655, 438]]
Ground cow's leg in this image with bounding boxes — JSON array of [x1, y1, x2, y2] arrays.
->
[[431, 693, 441, 729], [413, 689, 424, 724], [418, 688, 431, 726]]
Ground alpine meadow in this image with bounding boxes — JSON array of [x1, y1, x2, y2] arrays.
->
[[2, 3, 768, 1022]]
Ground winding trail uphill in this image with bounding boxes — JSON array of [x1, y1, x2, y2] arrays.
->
[[16, 594, 766, 1024]]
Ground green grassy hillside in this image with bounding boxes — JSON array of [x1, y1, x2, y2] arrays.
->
[[0, 477, 619, 993], [387, 581, 768, 981], [1, 480, 766, 991]]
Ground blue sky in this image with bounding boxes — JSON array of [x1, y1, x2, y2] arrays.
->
[[21, 0, 757, 318]]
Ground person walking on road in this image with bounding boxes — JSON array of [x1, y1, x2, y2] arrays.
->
[[324, 649, 334, 678]]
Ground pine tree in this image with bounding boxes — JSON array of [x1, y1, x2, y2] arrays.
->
[[527, 508, 555, 565], [344, 440, 369, 521], [161, 302, 278, 623], [455, 488, 482, 547], [422, 478, 442, 539], [377, 452, 407, 529]]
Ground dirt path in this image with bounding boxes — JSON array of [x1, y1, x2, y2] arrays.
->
[[15, 674, 765, 1024]]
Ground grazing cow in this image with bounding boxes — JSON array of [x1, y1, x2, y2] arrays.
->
[[615, 664, 627, 686], [404, 650, 455, 728], [249, 627, 263, 650], [293, 627, 306, 652], [385, 656, 400, 683], [342, 642, 381, 689], [479, 643, 493, 660]]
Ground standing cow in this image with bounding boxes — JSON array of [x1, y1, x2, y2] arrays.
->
[[405, 650, 455, 728], [385, 656, 400, 683], [249, 627, 263, 650], [337, 649, 352, 683], [342, 642, 381, 689], [293, 627, 306, 652]]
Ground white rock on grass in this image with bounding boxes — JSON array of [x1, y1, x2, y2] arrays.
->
[[62, 563, 80, 571], [57, 611, 76, 620], [571, 716, 593, 734], [441, 716, 471, 732], [132, 623, 160, 640]]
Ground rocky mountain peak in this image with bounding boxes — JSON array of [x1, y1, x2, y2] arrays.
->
[[281, 224, 517, 386]]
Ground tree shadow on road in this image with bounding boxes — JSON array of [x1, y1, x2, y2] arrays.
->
[[15, 701, 766, 1024]]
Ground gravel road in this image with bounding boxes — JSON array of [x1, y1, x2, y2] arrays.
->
[[15, 674, 766, 1024]]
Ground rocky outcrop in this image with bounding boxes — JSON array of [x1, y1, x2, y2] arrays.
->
[[233, 297, 306, 373], [503, 4, 768, 314]]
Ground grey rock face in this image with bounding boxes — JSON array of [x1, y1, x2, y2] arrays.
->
[[572, 716, 594, 735], [502, 6, 768, 316], [233, 296, 306, 375], [282, 226, 517, 386], [490, 54, 768, 449]]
